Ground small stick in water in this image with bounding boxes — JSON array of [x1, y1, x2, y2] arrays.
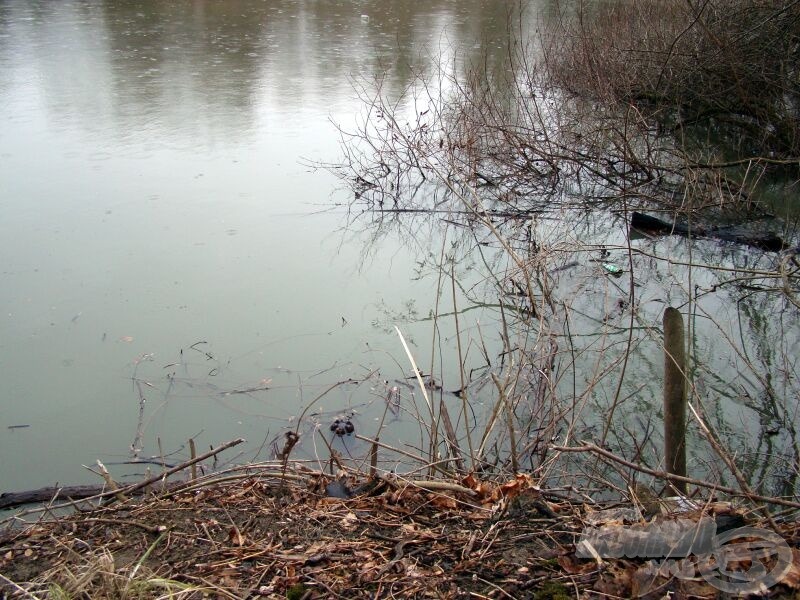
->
[[189, 438, 197, 480]]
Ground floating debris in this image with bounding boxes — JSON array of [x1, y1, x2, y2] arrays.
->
[[330, 417, 355, 437]]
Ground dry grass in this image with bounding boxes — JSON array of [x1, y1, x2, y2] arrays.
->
[[317, 0, 800, 515], [3, 469, 799, 599], [547, 0, 800, 158]]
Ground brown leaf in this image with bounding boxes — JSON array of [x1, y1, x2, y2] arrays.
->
[[461, 473, 479, 490], [499, 473, 534, 499], [594, 562, 635, 597], [632, 559, 718, 598], [228, 526, 245, 546], [306, 541, 327, 554], [340, 511, 358, 531], [399, 523, 419, 536], [557, 554, 595, 575], [777, 548, 800, 589], [466, 509, 491, 521], [474, 482, 497, 503], [430, 494, 457, 509]]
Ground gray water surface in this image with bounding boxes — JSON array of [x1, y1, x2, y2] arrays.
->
[[4, 1, 796, 502], [0, 0, 523, 492]]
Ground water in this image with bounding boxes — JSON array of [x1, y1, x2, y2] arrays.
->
[[2, 1, 797, 502], [0, 0, 525, 493]]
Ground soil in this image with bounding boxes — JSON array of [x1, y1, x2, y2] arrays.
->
[[1, 471, 799, 599]]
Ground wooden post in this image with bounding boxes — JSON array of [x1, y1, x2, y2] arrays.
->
[[663, 307, 687, 493], [189, 438, 198, 480]]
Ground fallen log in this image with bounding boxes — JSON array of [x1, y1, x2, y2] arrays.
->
[[0, 482, 184, 510], [630, 211, 786, 252], [1, 437, 246, 510]]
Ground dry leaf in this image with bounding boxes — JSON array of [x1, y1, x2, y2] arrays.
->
[[399, 523, 418, 535], [340, 511, 358, 531], [461, 473, 479, 490], [594, 562, 635, 597], [430, 495, 457, 509], [557, 554, 595, 575], [774, 547, 800, 589], [306, 541, 326, 554], [499, 473, 534, 499], [228, 527, 245, 546]]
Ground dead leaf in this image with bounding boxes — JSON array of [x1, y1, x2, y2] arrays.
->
[[471, 482, 496, 503], [774, 547, 800, 589], [340, 511, 358, 531], [594, 562, 635, 597], [499, 473, 534, 499], [557, 554, 596, 575], [461, 473, 479, 490], [306, 541, 327, 554], [399, 523, 418, 536], [430, 494, 457, 509], [228, 526, 245, 546]]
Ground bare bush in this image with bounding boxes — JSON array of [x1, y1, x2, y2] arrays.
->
[[548, 0, 800, 159], [321, 2, 800, 510]]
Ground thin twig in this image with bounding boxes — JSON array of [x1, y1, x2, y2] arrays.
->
[[554, 443, 800, 510]]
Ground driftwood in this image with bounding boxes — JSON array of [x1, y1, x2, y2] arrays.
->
[[0, 481, 185, 510], [631, 211, 786, 251], [0, 437, 245, 510]]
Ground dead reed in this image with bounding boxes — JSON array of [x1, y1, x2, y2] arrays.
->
[[317, 0, 800, 517]]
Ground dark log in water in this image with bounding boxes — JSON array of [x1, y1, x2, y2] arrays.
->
[[0, 483, 177, 510], [630, 211, 786, 251], [1, 438, 245, 510]]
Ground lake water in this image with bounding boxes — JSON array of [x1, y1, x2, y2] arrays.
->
[[2, 0, 798, 502], [0, 0, 534, 493]]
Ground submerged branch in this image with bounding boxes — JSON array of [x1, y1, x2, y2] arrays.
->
[[554, 443, 800, 509]]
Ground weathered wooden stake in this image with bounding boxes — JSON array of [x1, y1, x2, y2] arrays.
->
[[663, 307, 687, 493], [369, 439, 378, 478], [189, 438, 197, 481]]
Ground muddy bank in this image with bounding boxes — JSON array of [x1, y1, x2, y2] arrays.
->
[[2, 467, 799, 599]]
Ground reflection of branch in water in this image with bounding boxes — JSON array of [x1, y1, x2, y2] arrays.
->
[[221, 383, 271, 396], [385, 385, 401, 416], [106, 458, 176, 469], [126, 340, 411, 472], [129, 352, 155, 386], [189, 340, 214, 361]]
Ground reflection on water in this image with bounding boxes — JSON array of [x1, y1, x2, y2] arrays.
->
[[0, 0, 521, 148], [0, 0, 532, 492], [1, 0, 795, 505]]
